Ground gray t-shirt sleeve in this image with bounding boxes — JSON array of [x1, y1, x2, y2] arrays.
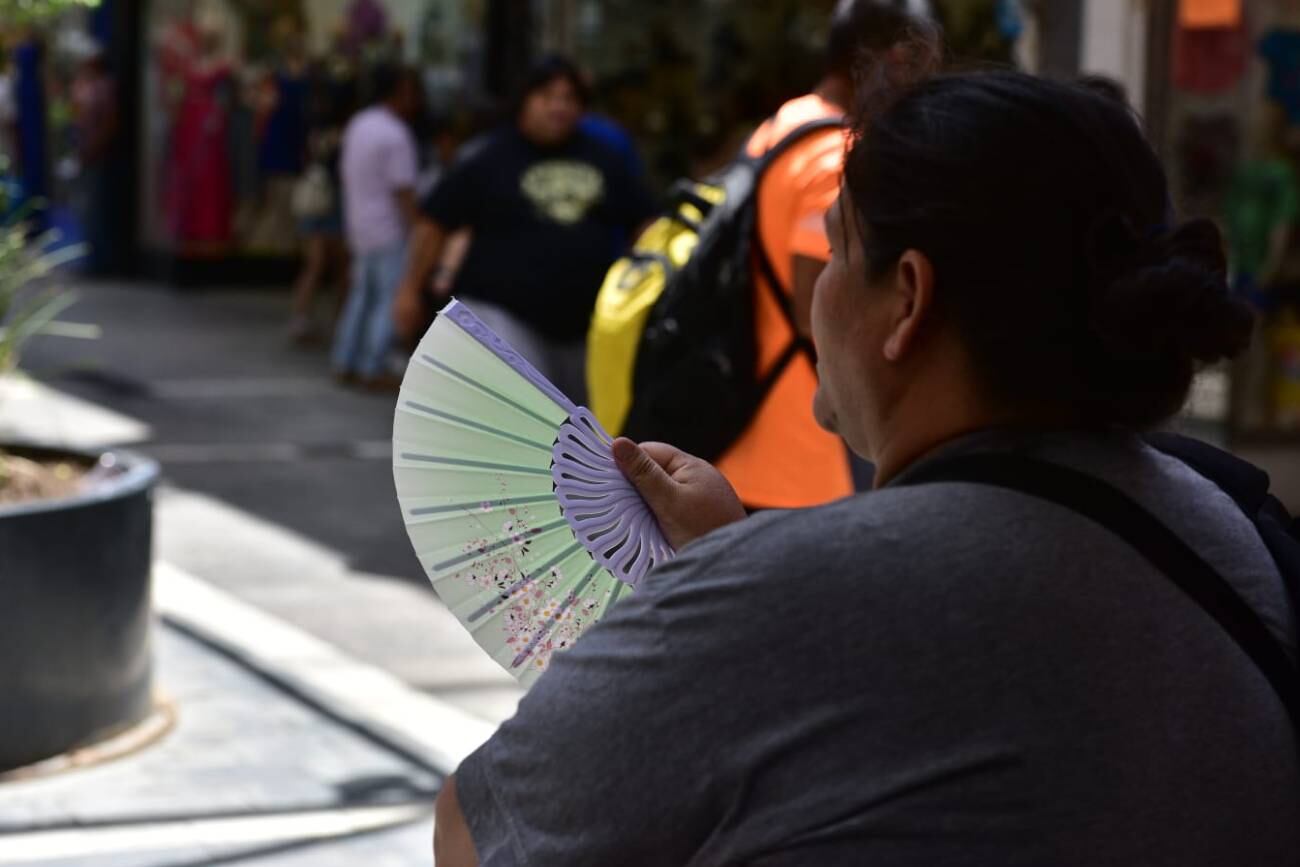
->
[[454, 521, 764, 866]]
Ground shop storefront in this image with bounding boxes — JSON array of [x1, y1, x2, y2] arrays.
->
[[0, 1, 123, 269], [130, 0, 1028, 279], [1147, 0, 1300, 446], [135, 0, 489, 281]]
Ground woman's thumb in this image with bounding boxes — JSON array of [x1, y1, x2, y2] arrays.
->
[[612, 438, 675, 507]]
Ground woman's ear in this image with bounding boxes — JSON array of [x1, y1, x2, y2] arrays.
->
[[882, 249, 936, 362]]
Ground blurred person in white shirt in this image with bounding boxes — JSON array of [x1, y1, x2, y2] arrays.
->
[[331, 64, 421, 388]]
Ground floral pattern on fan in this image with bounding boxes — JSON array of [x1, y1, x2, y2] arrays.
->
[[501, 566, 609, 672], [458, 538, 609, 674], [552, 407, 673, 586]]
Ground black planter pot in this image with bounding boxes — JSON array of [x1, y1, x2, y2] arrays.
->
[[0, 444, 159, 771]]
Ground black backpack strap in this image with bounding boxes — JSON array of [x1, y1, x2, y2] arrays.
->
[[902, 452, 1300, 734], [751, 116, 846, 174], [749, 116, 845, 393], [1146, 433, 1300, 614], [1145, 432, 1271, 515]]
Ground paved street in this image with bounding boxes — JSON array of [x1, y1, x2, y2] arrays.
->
[[21, 282, 415, 579]]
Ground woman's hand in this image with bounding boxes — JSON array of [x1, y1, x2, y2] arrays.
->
[[612, 438, 747, 550]]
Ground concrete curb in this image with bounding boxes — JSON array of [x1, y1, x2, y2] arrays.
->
[[0, 374, 150, 449], [153, 562, 497, 776], [0, 802, 429, 864]]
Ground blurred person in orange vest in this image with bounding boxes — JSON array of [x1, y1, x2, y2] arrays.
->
[[716, 0, 933, 509]]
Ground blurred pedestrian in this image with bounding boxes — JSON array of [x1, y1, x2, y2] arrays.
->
[[578, 110, 644, 258], [330, 63, 421, 388], [288, 125, 348, 344], [250, 19, 309, 256], [393, 55, 655, 403], [434, 62, 1297, 867], [287, 52, 357, 344], [714, 0, 930, 510], [69, 43, 117, 274]]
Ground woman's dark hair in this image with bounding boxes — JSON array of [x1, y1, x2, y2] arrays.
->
[[826, 0, 931, 79], [843, 59, 1253, 429], [512, 55, 591, 118]]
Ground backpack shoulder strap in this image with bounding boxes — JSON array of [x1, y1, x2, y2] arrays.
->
[[751, 116, 845, 174], [749, 115, 844, 384], [902, 452, 1300, 735], [1145, 432, 1271, 514], [1147, 432, 1300, 612]]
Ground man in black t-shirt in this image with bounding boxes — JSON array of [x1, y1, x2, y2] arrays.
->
[[393, 56, 654, 402]]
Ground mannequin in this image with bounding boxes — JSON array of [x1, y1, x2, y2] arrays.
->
[[163, 16, 234, 254]]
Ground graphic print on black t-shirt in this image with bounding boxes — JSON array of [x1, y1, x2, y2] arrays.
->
[[422, 127, 655, 341], [520, 160, 606, 225]]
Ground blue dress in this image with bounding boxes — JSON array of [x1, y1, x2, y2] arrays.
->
[[258, 71, 308, 177]]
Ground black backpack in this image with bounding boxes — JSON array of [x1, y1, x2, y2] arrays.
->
[[586, 117, 842, 461]]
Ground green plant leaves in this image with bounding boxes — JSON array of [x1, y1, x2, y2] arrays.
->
[[0, 0, 101, 24], [0, 223, 89, 374]]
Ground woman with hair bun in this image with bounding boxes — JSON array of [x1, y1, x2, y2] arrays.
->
[[431, 63, 1297, 867]]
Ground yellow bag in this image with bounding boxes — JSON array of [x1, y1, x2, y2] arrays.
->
[[586, 184, 720, 435]]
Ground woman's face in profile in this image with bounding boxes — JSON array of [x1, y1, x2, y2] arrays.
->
[[811, 192, 882, 457]]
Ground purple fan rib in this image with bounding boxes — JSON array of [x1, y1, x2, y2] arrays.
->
[[552, 408, 673, 586]]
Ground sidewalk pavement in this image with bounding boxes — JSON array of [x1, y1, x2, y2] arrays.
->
[[0, 282, 524, 864], [0, 528, 496, 866], [0, 567, 447, 867]]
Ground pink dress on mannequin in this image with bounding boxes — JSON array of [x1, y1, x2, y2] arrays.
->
[[165, 59, 234, 246]]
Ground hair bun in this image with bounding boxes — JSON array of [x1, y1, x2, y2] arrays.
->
[[1090, 217, 1253, 366]]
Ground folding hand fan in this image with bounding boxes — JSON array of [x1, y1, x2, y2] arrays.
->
[[393, 300, 674, 686]]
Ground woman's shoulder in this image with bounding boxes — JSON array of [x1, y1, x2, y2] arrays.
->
[[653, 431, 1284, 613]]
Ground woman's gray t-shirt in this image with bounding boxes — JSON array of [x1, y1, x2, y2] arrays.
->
[[455, 431, 1299, 866]]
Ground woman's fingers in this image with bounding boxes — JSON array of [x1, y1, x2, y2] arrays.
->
[[613, 437, 747, 550]]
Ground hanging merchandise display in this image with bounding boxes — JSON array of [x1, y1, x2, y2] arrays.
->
[[1226, 158, 1298, 296], [346, 0, 388, 53], [1173, 14, 1248, 93], [13, 39, 49, 230], [1272, 308, 1300, 429], [138, 0, 482, 268], [160, 17, 235, 251], [1177, 114, 1240, 215], [1260, 28, 1300, 124], [1180, 0, 1243, 29], [1159, 3, 1300, 444], [1223, 108, 1297, 302], [244, 19, 311, 255], [935, 0, 1017, 65], [995, 0, 1024, 41], [1223, 142, 1294, 434]]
